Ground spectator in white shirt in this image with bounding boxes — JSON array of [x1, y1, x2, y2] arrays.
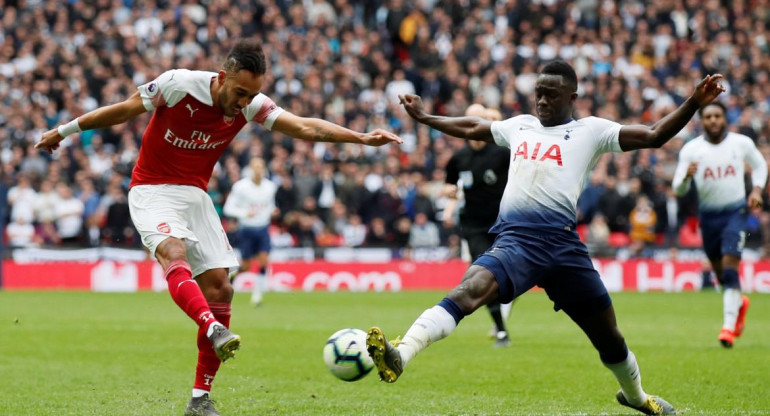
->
[[54, 182, 84, 245], [7, 174, 36, 223], [33, 179, 58, 223], [6, 216, 37, 247], [342, 215, 367, 247]]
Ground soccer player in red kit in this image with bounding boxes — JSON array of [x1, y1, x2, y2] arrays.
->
[[36, 39, 402, 416]]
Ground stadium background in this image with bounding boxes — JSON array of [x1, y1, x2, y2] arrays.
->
[[2, 0, 770, 292]]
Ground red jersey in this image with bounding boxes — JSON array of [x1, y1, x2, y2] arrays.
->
[[130, 69, 284, 190]]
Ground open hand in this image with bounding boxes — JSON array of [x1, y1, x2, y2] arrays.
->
[[692, 74, 726, 107], [360, 128, 403, 147]]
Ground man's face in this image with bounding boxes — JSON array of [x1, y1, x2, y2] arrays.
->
[[250, 158, 266, 179], [701, 105, 727, 140], [217, 69, 264, 117], [534, 74, 576, 126]]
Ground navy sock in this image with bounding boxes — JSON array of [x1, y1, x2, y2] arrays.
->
[[722, 268, 740, 289], [438, 297, 465, 325]]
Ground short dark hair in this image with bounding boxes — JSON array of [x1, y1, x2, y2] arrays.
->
[[698, 101, 727, 116], [540, 60, 578, 91], [223, 39, 266, 75]]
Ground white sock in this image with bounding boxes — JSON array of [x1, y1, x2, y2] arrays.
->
[[397, 305, 457, 367], [604, 350, 647, 407], [723, 288, 741, 331], [500, 302, 513, 321], [191, 388, 209, 398], [251, 274, 263, 305]]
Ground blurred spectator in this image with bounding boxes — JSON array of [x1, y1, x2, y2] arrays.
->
[[577, 171, 605, 224], [314, 163, 339, 221], [53, 183, 84, 246], [586, 214, 612, 258], [6, 216, 37, 247], [275, 173, 298, 216], [33, 179, 58, 223], [293, 213, 319, 248], [100, 184, 133, 246], [7, 175, 36, 223], [629, 196, 658, 256], [341, 214, 367, 247], [20, 145, 48, 178], [271, 223, 296, 248], [393, 216, 412, 249], [36, 220, 62, 247], [365, 217, 392, 248], [597, 176, 627, 232], [409, 212, 440, 248], [327, 200, 348, 235]]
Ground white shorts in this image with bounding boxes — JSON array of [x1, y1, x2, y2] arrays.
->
[[129, 184, 238, 277]]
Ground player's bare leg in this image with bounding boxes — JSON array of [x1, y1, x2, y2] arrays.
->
[[367, 266, 498, 382], [568, 303, 675, 415]]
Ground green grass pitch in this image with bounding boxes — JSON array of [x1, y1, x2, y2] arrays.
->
[[1, 290, 768, 415]]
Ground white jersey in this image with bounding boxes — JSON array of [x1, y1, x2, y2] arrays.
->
[[490, 115, 622, 231], [223, 177, 277, 228], [672, 132, 767, 211]]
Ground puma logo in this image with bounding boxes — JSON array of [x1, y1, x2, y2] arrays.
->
[[186, 104, 199, 117]]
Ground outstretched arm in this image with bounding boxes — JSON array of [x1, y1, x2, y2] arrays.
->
[[36, 92, 148, 154], [399, 94, 494, 142], [271, 111, 403, 147], [618, 75, 725, 151]]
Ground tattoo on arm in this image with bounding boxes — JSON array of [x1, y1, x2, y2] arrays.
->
[[312, 127, 334, 142]]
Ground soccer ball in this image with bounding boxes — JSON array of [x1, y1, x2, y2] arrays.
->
[[323, 328, 375, 382]]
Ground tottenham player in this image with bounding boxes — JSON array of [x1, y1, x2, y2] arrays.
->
[[35, 39, 402, 416], [444, 104, 513, 347], [672, 102, 766, 348], [366, 61, 724, 416], [223, 157, 277, 307]]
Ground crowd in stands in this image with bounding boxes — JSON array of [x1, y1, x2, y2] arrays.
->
[[2, 0, 770, 259]]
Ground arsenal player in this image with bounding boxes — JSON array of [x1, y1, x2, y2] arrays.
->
[[36, 39, 402, 416]]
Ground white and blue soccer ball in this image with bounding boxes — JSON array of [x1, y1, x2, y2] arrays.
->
[[323, 328, 374, 382]]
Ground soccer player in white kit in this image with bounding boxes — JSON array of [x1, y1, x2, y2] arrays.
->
[[672, 102, 766, 348], [223, 157, 277, 306], [35, 39, 402, 416], [365, 61, 725, 416]]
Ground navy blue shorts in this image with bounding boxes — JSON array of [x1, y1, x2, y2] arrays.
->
[[473, 226, 611, 318], [237, 226, 271, 258], [699, 205, 748, 261]]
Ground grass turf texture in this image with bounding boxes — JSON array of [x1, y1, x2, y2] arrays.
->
[[1, 291, 768, 415]]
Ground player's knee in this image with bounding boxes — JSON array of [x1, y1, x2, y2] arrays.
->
[[449, 266, 498, 312], [156, 238, 187, 263], [199, 270, 234, 302]]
